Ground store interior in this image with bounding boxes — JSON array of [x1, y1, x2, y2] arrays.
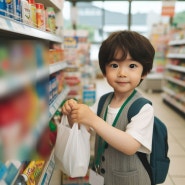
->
[[0, 0, 185, 185]]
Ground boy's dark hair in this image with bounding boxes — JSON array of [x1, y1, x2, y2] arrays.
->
[[98, 30, 155, 77]]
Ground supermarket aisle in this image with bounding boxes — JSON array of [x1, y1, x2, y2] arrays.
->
[[96, 78, 185, 185]]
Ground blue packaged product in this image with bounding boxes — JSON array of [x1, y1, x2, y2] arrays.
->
[[0, 0, 6, 16], [3, 160, 21, 185], [14, 0, 21, 21], [5, 0, 14, 18], [0, 162, 7, 180]]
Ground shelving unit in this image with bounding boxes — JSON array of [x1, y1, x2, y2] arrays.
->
[[0, 0, 67, 184], [139, 23, 170, 93], [139, 72, 163, 92], [162, 38, 185, 115], [0, 16, 62, 42]]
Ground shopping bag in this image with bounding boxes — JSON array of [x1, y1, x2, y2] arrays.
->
[[54, 115, 90, 178]]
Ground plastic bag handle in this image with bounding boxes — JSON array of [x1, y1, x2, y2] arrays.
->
[[60, 115, 70, 127], [60, 115, 89, 135]]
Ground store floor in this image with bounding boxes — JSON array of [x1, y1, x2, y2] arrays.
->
[[51, 78, 185, 185]]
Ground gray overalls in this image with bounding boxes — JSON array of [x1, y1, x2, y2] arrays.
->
[[94, 90, 151, 185]]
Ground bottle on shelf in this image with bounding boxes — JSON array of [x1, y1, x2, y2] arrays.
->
[[28, 0, 36, 27], [45, 7, 56, 33], [14, 161, 35, 185]]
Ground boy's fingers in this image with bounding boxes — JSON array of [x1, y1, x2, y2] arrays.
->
[[62, 101, 72, 113], [68, 99, 77, 105], [68, 99, 77, 109]]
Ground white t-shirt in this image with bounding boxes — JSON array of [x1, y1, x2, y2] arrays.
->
[[90, 97, 154, 154]]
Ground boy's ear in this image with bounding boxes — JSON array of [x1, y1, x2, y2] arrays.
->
[[141, 74, 147, 80]]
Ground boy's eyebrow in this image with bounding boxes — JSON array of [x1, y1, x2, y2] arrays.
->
[[126, 58, 134, 61]]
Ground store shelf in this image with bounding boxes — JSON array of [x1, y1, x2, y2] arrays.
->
[[166, 64, 185, 73], [163, 34, 185, 116], [49, 61, 67, 74], [168, 39, 185, 46], [162, 93, 185, 114], [49, 86, 70, 120], [0, 15, 62, 42], [0, 0, 66, 183], [35, 0, 63, 12], [38, 150, 56, 185], [139, 72, 163, 92], [162, 87, 185, 101], [167, 53, 185, 59], [164, 76, 185, 87], [0, 67, 48, 97]]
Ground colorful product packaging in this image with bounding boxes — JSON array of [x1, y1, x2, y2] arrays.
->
[[5, 0, 14, 18], [45, 7, 56, 33], [14, 0, 21, 21], [36, 3, 45, 30], [21, 0, 30, 25], [28, 0, 36, 27], [0, 0, 6, 16]]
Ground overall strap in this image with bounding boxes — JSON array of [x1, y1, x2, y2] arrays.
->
[[95, 90, 137, 167], [97, 92, 113, 116]]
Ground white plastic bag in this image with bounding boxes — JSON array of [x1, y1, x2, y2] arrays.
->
[[54, 115, 90, 178]]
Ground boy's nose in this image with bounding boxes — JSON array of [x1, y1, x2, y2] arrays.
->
[[118, 69, 126, 77]]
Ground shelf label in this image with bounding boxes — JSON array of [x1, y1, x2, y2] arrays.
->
[[41, 155, 55, 185], [50, 106, 56, 116], [0, 17, 9, 30], [11, 22, 24, 33], [54, 101, 59, 109], [22, 25, 32, 33]]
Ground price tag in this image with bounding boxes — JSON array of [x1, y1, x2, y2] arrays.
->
[[11, 22, 23, 33], [54, 101, 59, 109], [22, 25, 32, 33], [0, 17, 9, 30], [50, 106, 56, 116]]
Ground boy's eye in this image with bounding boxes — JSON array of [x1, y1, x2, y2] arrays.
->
[[110, 63, 118, 68], [129, 64, 137, 68]]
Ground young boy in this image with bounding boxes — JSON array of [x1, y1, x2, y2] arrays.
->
[[62, 30, 155, 185]]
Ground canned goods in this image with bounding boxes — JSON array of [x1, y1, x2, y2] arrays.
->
[[36, 3, 45, 30], [28, 0, 36, 27], [45, 7, 56, 33]]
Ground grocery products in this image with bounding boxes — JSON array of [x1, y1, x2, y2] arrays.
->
[[35, 3, 45, 30], [14, 0, 21, 21], [28, 0, 36, 27], [14, 160, 45, 185], [45, 7, 56, 33], [21, 0, 30, 24], [5, 0, 14, 18], [0, 0, 6, 16], [0, 160, 21, 185]]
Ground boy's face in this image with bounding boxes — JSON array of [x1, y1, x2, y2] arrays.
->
[[105, 52, 145, 95]]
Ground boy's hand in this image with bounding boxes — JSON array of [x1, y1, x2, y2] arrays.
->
[[70, 103, 96, 128], [61, 99, 77, 115]]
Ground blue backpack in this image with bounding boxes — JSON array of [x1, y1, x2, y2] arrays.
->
[[97, 95, 170, 185], [128, 97, 170, 185]]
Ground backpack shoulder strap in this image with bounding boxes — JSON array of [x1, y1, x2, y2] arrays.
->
[[128, 97, 154, 185], [128, 97, 152, 122], [97, 92, 113, 116]]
